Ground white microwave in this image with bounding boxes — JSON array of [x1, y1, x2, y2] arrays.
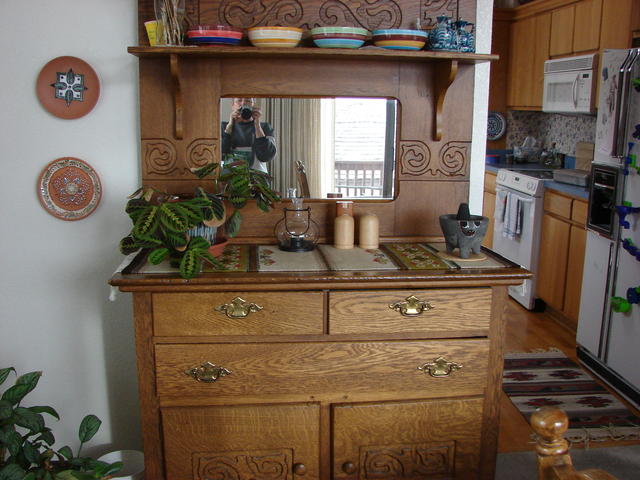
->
[[543, 54, 597, 114]]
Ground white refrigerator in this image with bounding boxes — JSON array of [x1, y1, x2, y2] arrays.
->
[[577, 49, 640, 407]]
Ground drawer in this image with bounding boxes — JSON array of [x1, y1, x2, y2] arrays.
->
[[484, 172, 497, 194], [156, 339, 489, 399], [571, 199, 588, 226], [328, 288, 492, 335], [153, 291, 324, 336], [544, 191, 572, 219]]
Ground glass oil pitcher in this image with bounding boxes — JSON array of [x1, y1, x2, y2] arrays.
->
[[274, 190, 319, 252]]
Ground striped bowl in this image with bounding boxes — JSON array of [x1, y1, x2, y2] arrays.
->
[[310, 26, 369, 49], [372, 29, 428, 50], [247, 26, 303, 48], [186, 25, 243, 46]]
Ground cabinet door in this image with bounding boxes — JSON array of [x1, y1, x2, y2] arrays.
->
[[600, 0, 634, 49], [573, 0, 603, 52], [563, 224, 587, 328], [508, 13, 550, 109], [537, 214, 570, 310], [550, 5, 575, 56], [332, 398, 484, 479], [483, 190, 496, 249], [162, 404, 319, 480]]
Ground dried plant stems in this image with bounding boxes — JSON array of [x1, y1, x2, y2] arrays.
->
[[156, 0, 184, 45]]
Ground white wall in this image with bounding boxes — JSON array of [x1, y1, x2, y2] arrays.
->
[[0, 0, 141, 453], [470, 0, 493, 215]]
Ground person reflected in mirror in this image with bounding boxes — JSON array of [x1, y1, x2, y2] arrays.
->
[[221, 97, 276, 174]]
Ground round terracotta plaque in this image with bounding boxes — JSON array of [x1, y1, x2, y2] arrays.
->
[[36, 56, 100, 119], [37, 157, 102, 220]]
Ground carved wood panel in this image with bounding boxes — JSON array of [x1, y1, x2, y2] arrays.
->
[[193, 449, 292, 480], [138, 0, 476, 45], [361, 441, 455, 478]]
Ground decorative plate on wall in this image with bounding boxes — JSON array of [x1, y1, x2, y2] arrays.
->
[[36, 56, 100, 119], [487, 111, 507, 141], [37, 157, 102, 220]]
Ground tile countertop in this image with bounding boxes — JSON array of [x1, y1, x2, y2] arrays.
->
[[485, 163, 589, 200]]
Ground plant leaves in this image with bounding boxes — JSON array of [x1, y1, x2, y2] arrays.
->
[[16, 371, 42, 395], [0, 399, 12, 420], [118, 235, 139, 255], [0, 367, 15, 386], [23, 473, 37, 480], [191, 162, 219, 179], [133, 205, 159, 237], [22, 440, 39, 464], [148, 247, 169, 265], [58, 446, 73, 460], [159, 203, 189, 233], [14, 407, 45, 433], [179, 249, 200, 279], [225, 210, 242, 238], [4, 430, 23, 457], [36, 428, 55, 446], [78, 414, 101, 443], [200, 251, 226, 270], [189, 237, 210, 251], [29, 405, 60, 420], [0, 463, 26, 480], [1, 383, 31, 405], [101, 461, 123, 477]]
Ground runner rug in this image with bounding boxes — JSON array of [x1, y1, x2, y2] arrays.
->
[[503, 350, 640, 443]]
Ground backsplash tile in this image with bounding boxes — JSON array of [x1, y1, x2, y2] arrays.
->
[[505, 111, 596, 155]]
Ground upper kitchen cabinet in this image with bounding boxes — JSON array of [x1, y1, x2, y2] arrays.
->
[[549, 4, 576, 56], [572, 0, 602, 53]]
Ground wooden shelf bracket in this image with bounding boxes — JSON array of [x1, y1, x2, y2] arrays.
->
[[169, 53, 183, 140], [433, 59, 459, 142]]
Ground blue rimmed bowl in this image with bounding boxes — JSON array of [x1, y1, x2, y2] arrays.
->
[[310, 26, 369, 49], [372, 29, 428, 50]]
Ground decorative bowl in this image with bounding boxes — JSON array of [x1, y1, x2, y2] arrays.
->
[[186, 25, 243, 46], [310, 26, 369, 49], [372, 29, 428, 50], [247, 26, 303, 48]]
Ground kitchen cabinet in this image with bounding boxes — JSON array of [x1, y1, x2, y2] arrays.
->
[[507, 12, 551, 109], [483, 171, 497, 249], [550, 4, 576, 57], [536, 190, 587, 331], [573, 0, 603, 52]]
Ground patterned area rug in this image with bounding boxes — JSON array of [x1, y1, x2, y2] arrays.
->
[[503, 350, 640, 443]]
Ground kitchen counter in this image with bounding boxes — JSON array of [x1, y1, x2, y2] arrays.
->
[[485, 163, 589, 200]]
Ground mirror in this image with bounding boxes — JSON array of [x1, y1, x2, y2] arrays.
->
[[220, 97, 397, 199]]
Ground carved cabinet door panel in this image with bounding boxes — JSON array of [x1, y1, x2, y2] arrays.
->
[[332, 398, 483, 479], [162, 404, 319, 480]]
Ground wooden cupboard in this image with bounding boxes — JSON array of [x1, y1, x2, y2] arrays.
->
[[536, 189, 588, 331], [112, 267, 529, 480], [549, 4, 576, 57], [482, 171, 497, 249]]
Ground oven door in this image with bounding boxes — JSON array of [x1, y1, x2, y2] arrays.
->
[[492, 186, 544, 309]]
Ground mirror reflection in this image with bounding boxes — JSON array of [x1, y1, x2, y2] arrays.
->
[[220, 97, 397, 199]]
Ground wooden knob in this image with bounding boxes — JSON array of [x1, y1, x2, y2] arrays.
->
[[530, 406, 569, 456], [342, 461, 357, 474], [293, 463, 306, 475]]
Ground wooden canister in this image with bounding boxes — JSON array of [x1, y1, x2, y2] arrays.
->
[[334, 213, 354, 249], [359, 213, 379, 249], [336, 200, 353, 217]]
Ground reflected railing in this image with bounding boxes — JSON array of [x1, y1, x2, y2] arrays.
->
[[333, 161, 384, 198]]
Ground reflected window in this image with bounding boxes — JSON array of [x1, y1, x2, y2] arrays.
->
[[320, 98, 396, 198]]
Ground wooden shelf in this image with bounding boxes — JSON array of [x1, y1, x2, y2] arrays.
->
[[128, 45, 498, 64], [129, 45, 497, 141]]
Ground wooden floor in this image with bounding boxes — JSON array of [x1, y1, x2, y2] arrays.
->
[[498, 297, 640, 453]]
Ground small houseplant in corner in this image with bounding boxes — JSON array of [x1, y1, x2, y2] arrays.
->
[[119, 155, 280, 279], [0, 367, 122, 480]]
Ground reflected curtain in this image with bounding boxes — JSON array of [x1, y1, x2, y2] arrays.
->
[[264, 98, 322, 197]]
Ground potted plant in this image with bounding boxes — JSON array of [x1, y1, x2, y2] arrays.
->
[[119, 155, 281, 279], [0, 367, 122, 480]]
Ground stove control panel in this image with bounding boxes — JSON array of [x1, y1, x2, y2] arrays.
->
[[495, 168, 546, 196]]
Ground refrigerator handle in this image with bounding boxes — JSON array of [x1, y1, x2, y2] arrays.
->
[[614, 49, 640, 157]]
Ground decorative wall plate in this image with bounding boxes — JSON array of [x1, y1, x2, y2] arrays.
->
[[36, 56, 100, 119], [37, 157, 102, 220], [487, 111, 507, 141]]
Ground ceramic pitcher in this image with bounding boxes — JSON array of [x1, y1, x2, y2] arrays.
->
[[429, 16, 455, 51], [455, 20, 475, 53]]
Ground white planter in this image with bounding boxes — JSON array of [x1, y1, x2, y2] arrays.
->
[[97, 450, 144, 480]]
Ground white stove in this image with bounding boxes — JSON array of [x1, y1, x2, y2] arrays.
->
[[492, 168, 548, 309]]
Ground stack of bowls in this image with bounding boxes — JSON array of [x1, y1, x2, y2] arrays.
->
[[372, 29, 427, 50], [186, 25, 244, 46], [310, 26, 369, 49], [247, 26, 303, 48]]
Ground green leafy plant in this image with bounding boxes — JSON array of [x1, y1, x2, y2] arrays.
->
[[119, 155, 280, 279], [0, 367, 122, 480]]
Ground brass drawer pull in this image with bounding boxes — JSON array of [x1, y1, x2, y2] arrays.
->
[[389, 295, 434, 316], [214, 296, 263, 318], [293, 463, 307, 475], [342, 461, 357, 474], [418, 356, 462, 377], [185, 361, 232, 383]]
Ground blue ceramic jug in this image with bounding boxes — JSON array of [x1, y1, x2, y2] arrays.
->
[[429, 16, 455, 51], [455, 20, 475, 53]]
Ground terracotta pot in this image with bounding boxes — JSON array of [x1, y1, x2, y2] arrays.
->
[[208, 237, 229, 257]]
